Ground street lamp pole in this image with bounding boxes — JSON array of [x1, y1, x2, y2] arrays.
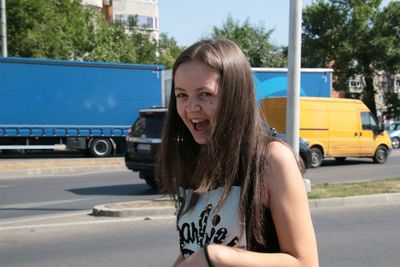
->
[[1, 0, 8, 57], [286, 0, 302, 153]]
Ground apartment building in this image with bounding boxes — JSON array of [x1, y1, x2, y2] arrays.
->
[[113, 0, 159, 40], [348, 72, 400, 118], [82, 0, 159, 40]]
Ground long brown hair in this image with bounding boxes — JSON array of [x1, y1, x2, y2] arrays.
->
[[157, 38, 276, 248]]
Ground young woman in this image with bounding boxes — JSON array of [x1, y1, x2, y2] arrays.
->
[[157, 38, 318, 267]]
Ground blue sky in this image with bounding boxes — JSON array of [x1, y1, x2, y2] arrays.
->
[[158, 0, 392, 47]]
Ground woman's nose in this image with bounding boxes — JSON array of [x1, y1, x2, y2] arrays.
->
[[185, 97, 201, 112]]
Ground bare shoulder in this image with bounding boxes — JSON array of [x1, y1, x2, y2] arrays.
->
[[265, 140, 303, 195], [266, 140, 297, 167]]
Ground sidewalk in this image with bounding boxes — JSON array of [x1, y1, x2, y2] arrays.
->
[[1, 157, 400, 218]]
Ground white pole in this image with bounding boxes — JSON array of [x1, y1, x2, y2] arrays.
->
[[286, 0, 302, 153], [0, 0, 7, 57]]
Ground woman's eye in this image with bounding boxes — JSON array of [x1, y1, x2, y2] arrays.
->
[[201, 92, 211, 97], [175, 93, 186, 98]]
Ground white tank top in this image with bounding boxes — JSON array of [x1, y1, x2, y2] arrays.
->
[[176, 186, 247, 258]]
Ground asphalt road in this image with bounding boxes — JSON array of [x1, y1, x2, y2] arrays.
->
[[0, 203, 399, 267], [1, 149, 399, 220], [0, 170, 162, 220], [1, 150, 399, 266], [305, 149, 400, 184]]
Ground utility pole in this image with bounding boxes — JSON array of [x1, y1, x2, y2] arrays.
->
[[286, 0, 302, 153], [0, 0, 7, 57]]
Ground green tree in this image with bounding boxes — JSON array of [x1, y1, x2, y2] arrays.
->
[[302, 0, 400, 116], [7, 0, 84, 59], [212, 15, 286, 67], [6, 0, 184, 66], [157, 33, 184, 69], [385, 91, 400, 120], [376, 2, 400, 119]]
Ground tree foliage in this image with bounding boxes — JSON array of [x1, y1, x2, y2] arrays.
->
[[7, 0, 84, 59], [212, 15, 286, 67], [157, 33, 183, 69], [302, 0, 400, 117], [5, 0, 183, 68]]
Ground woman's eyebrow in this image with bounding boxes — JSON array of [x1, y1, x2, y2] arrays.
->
[[174, 86, 213, 92], [174, 87, 186, 92]]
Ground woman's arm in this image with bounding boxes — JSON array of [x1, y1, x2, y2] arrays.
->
[[172, 254, 184, 267], [176, 141, 319, 267]]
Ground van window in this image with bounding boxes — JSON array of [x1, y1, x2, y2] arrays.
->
[[361, 112, 378, 131]]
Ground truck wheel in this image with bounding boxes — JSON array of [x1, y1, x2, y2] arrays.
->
[[392, 137, 400, 149], [310, 147, 323, 168], [373, 145, 388, 164], [90, 138, 112, 157]]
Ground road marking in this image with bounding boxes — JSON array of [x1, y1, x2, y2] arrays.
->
[[0, 197, 97, 209], [0, 215, 175, 231], [0, 210, 92, 226], [0, 185, 14, 189], [0, 168, 129, 180]]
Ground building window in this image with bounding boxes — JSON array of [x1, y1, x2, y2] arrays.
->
[[113, 14, 156, 30], [349, 80, 361, 88], [114, 14, 125, 23], [349, 78, 363, 93], [395, 78, 400, 94], [137, 15, 154, 30]]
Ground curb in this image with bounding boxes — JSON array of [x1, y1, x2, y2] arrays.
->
[[92, 192, 400, 218], [92, 198, 175, 218], [309, 192, 400, 209]]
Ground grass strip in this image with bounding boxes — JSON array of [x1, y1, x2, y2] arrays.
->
[[308, 177, 400, 199]]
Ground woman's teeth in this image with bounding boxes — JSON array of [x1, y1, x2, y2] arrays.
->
[[190, 119, 206, 124], [190, 119, 209, 131]]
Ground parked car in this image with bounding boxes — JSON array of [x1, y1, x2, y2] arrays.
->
[[385, 121, 400, 149], [124, 107, 165, 189], [125, 107, 312, 189]]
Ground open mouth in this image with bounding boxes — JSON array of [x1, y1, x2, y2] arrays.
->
[[190, 119, 209, 133]]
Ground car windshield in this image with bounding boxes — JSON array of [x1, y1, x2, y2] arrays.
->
[[132, 111, 165, 137], [386, 122, 400, 131]]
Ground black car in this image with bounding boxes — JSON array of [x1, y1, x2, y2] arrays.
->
[[124, 107, 165, 189], [125, 107, 312, 189], [273, 131, 312, 171]]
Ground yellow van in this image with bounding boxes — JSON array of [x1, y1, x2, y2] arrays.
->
[[261, 97, 392, 167]]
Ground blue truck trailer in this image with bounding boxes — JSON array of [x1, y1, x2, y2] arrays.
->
[[252, 68, 333, 101], [163, 68, 333, 106], [0, 57, 164, 157]]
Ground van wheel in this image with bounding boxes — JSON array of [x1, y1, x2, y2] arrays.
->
[[90, 138, 112, 157], [392, 137, 400, 149], [373, 145, 388, 164], [335, 157, 346, 163], [310, 147, 323, 168]]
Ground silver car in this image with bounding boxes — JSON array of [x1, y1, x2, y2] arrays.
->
[[385, 121, 400, 149]]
